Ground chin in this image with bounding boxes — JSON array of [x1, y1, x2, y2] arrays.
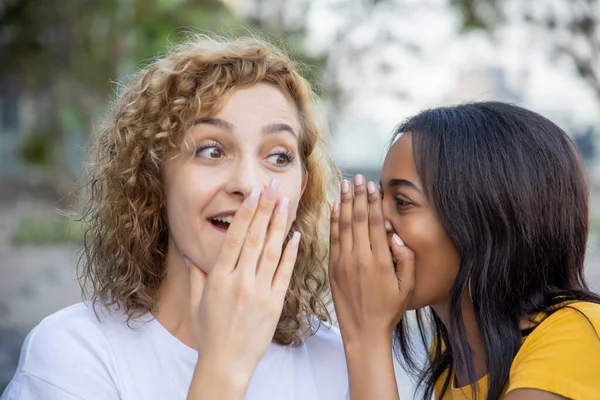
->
[[182, 249, 216, 274], [405, 296, 429, 311]]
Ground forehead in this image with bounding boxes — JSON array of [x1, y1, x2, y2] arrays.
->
[[215, 83, 301, 133], [381, 133, 419, 184]]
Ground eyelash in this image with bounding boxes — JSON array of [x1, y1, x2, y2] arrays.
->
[[394, 196, 412, 209], [269, 149, 295, 165], [194, 142, 295, 165], [194, 141, 223, 155]]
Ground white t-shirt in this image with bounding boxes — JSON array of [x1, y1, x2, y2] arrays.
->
[[2, 303, 349, 400]]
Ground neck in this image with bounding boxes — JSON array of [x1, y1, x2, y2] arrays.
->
[[431, 291, 487, 388], [154, 237, 196, 349]]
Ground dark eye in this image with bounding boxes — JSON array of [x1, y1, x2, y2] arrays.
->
[[196, 146, 223, 159], [394, 196, 411, 207], [267, 151, 294, 166]]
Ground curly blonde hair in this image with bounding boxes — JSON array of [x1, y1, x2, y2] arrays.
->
[[77, 35, 341, 346]]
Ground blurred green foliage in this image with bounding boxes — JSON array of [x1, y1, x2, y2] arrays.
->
[[11, 216, 84, 245], [0, 0, 325, 193], [19, 129, 55, 167]]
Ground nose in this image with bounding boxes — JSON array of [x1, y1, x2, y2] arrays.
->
[[381, 196, 392, 225], [224, 156, 269, 200]]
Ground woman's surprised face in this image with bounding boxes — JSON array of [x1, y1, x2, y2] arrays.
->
[[380, 133, 460, 310], [163, 83, 305, 274]]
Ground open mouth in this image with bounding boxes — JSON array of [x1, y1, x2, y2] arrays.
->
[[209, 215, 233, 231]]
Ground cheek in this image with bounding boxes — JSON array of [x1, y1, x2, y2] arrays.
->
[[396, 211, 460, 307], [279, 176, 303, 229], [164, 169, 215, 232]]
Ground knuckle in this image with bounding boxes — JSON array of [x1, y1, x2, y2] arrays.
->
[[272, 214, 287, 231], [369, 212, 384, 226], [258, 198, 275, 213], [330, 212, 340, 223], [329, 263, 341, 281], [341, 192, 353, 203], [235, 280, 254, 300], [353, 209, 368, 222], [226, 234, 245, 248], [354, 185, 366, 196], [354, 253, 369, 268], [263, 246, 282, 263], [282, 248, 297, 264], [339, 219, 352, 231], [330, 234, 339, 246], [277, 268, 292, 286], [239, 203, 252, 215], [210, 273, 228, 291], [245, 230, 263, 248], [368, 192, 381, 204]]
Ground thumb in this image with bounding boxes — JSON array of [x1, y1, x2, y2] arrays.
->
[[187, 257, 207, 308], [390, 234, 416, 295]]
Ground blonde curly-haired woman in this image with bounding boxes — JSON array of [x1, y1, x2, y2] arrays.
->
[[2, 36, 348, 400]]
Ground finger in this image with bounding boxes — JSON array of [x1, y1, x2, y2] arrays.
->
[[367, 181, 390, 257], [272, 231, 301, 302], [187, 257, 208, 309], [390, 234, 416, 296], [385, 221, 395, 257], [339, 179, 354, 252], [329, 201, 340, 274], [236, 178, 280, 278], [352, 175, 371, 254], [215, 186, 261, 273], [385, 220, 394, 236], [257, 196, 289, 286]]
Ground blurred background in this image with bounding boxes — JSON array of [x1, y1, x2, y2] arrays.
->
[[1, 0, 599, 396]]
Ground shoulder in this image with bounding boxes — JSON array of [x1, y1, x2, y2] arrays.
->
[[520, 301, 600, 348], [301, 321, 349, 395], [22, 302, 119, 363], [507, 301, 600, 399], [303, 319, 346, 359], [5, 303, 124, 398]]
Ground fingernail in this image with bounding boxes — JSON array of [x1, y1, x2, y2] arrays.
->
[[291, 231, 301, 248], [367, 181, 376, 194], [341, 180, 350, 194], [278, 197, 289, 213], [355, 174, 364, 185], [332, 201, 340, 213], [247, 187, 260, 208], [267, 178, 280, 201], [385, 221, 393, 232], [393, 233, 404, 246]]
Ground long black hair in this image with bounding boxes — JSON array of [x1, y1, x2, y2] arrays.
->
[[392, 102, 600, 400]]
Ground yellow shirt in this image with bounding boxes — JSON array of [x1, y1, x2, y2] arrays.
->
[[434, 302, 600, 399]]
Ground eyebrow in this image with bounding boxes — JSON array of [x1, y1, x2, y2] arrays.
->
[[196, 118, 298, 138], [379, 178, 423, 194]]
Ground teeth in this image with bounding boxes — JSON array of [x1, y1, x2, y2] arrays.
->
[[212, 216, 233, 224]]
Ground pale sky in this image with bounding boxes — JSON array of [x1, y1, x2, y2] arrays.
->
[[301, 0, 600, 169]]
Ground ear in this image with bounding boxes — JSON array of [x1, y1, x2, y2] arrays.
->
[[301, 172, 308, 197]]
